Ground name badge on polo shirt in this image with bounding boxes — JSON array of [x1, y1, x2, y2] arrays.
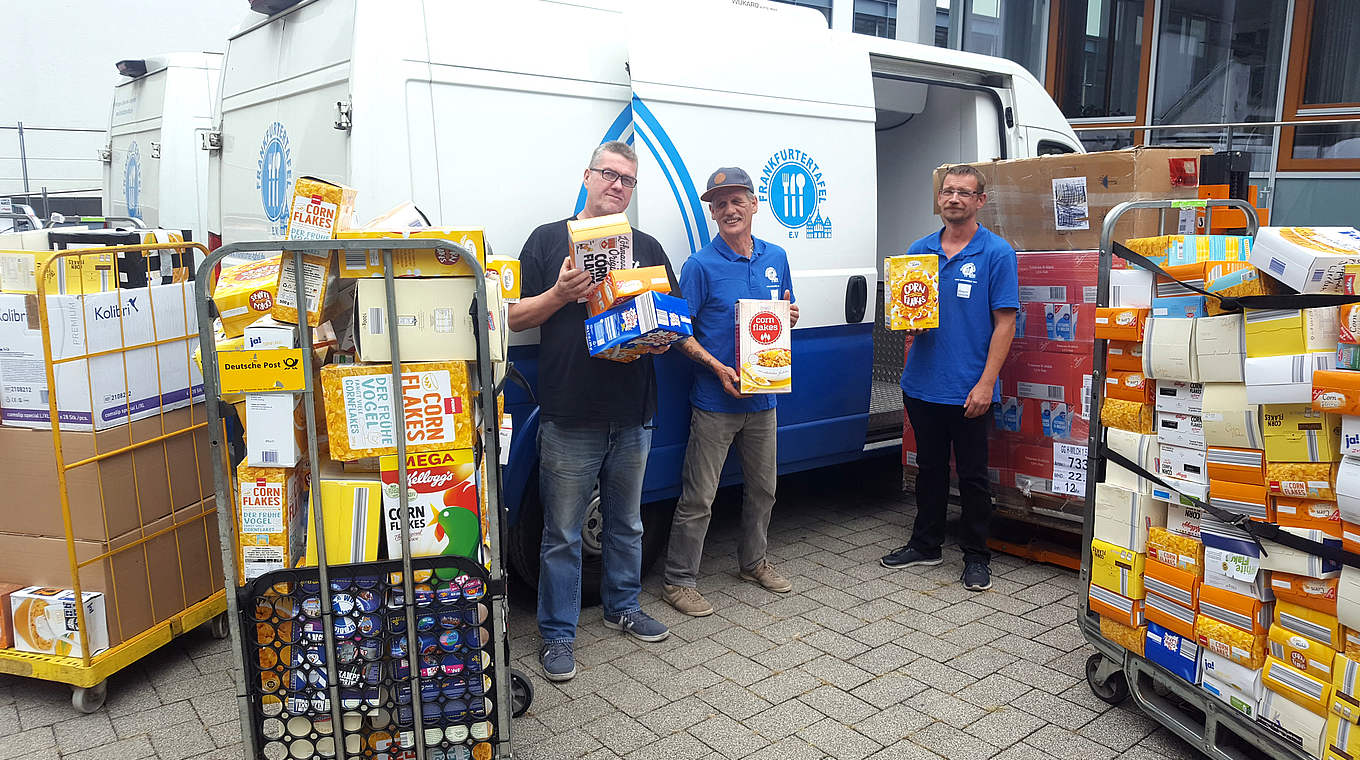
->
[[957, 282, 973, 299]]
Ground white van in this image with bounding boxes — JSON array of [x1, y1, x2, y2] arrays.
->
[[209, 0, 1082, 597], [102, 52, 223, 243]]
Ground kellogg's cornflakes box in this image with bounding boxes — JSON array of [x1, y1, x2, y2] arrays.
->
[[379, 449, 480, 560], [568, 213, 634, 301], [885, 254, 939, 330], [737, 299, 791, 394]]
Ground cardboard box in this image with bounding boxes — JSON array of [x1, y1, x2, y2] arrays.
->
[[1246, 308, 1340, 358], [1277, 499, 1343, 536], [0, 283, 204, 430], [1342, 304, 1360, 345], [1160, 444, 1208, 484], [1279, 599, 1344, 650], [586, 266, 672, 319], [884, 254, 939, 330], [1128, 234, 1252, 267], [0, 405, 213, 540], [1152, 476, 1209, 509], [236, 462, 305, 584], [1155, 381, 1204, 415], [319, 361, 474, 460], [1203, 673, 1261, 720], [379, 449, 479, 561], [1195, 314, 1246, 383], [735, 299, 791, 393], [303, 464, 382, 566], [1246, 352, 1337, 405], [283, 176, 356, 241], [1270, 624, 1338, 681], [1154, 262, 1251, 316], [1209, 480, 1270, 522], [1165, 501, 1202, 539], [1007, 351, 1091, 407], [10, 587, 108, 658], [1201, 582, 1271, 636], [335, 228, 487, 278], [1145, 622, 1201, 683], [1157, 412, 1205, 450], [1315, 372, 1360, 417], [1202, 514, 1263, 558], [1265, 656, 1335, 716], [1272, 461, 1340, 500], [352, 278, 477, 362], [1093, 483, 1167, 551], [1270, 573, 1339, 619], [584, 290, 694, 364], [940, 148, 1209, 251], [1142, 317, 1198, 381], [1105, 371, 1154, 403], [1103, 398, 1155, 435], [1091, 538, 1146, 599], [1207, 447, 1266, 485], [1327, 710, 1360, 756], [1265, 404, 1343, 463], [1203, 547, 1270, 601], [212, 256, 282, 338], [1094, 307, 1147, 341], [1148, 526, 1204, 576], [1107, 340, 1144, 371], [1203, 647, 1267, 702], [272, 252, 333, 328], [568, 213, 634, 293], [1250, 227, 1360, 295], [1203, 383, 1264, 449], [485, 256, 521, 302], [1261, 527, 1342, 579], [1103, 428, 1159, 494], [1088, 583, 1144, 628], [1259, 688, 1327, 756], [1146, 558, 1200, 610], [1110, 269, 1153, 308]]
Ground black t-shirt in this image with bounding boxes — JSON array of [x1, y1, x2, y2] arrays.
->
[[519, 217, 680, 427]]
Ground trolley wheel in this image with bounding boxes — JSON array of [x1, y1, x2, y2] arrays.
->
[[510, 669, 534, 717], [208, 612, 230, 640], [1085, 653, 1130, 706], [72, 681, 107, 714]]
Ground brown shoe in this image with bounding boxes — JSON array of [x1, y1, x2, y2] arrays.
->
[[740, 561, 793, 593], [663, 584, 715, 617]]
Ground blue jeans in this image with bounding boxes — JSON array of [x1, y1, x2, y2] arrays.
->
[[537, 419, 651, 643]]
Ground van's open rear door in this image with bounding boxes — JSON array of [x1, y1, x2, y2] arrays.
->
[[626, 0, 882, 474]]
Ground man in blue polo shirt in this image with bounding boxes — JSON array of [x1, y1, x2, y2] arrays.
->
[[880, 164, 1018, 592], [663, 166, 798, 617]]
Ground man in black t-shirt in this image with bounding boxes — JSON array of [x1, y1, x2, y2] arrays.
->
[[508, 140, 678, 682]]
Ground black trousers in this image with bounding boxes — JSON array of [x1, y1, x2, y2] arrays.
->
[[904, 394, 994, 564]]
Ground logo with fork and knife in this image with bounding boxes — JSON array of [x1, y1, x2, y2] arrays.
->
[[757, 148, 831, 239], [256, 121, 295, 237]]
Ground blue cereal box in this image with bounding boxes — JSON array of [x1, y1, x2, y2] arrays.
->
[[1146, 621, 1202, 684], [584, 291, 693, 363]]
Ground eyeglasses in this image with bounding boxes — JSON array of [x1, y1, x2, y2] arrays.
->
[[938, 189, 981, 199], [588, 167, 638, 188]]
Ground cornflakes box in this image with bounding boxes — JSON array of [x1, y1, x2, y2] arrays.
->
[[284, 176, 356, 241], [885, 254, 939, 330], [319, 362, 473, 460], [236, 461, 306, 585], [379, 449, 480, 561], [568, 213, 634, 300], [486, 255, 521, 302], [213, 256, 282, 338], [736, 299, 791, 394], [586, 265, 671, 318], [335, 228, 486, 278], [272, 252, 334, 328]]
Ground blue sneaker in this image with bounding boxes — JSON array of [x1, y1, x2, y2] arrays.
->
[[603, 609, 670, 642], [539, 641, 575, 682]]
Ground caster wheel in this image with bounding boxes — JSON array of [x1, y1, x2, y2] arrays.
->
[[209, 613, 230, 640], [1085, 653, 1129, 706], [510, 668, 534, 717], [72, 681, 107, 714]]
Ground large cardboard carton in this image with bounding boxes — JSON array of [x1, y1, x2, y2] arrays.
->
[[0, 282, 205, 430], [11, 587, 108, 658], [934, 148, 1210, 251], [319, 361, 473, 460], [1250, 227, 1360, 294], [0, 405, 214, 541], [353, 278, 476, 362]]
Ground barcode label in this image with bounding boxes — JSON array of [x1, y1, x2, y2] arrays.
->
[[1017, 382, 1065, 402], [1019, 285, 1067, 303], [1313, 270, 1326, 282], [345, 251, 368, 269], [1269, 258, 1286, 275], [261, 450, 278, 465], [368, 308, 384, 334], [1084, 286, 1098, 303]]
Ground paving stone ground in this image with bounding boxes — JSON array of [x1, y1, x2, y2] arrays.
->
[[0, 458, 1204, 759]]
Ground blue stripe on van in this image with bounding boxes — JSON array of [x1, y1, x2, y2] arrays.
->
[[634, 126, 697, 255], [575, 104, 637, 215], [631, 96, 710, 250]]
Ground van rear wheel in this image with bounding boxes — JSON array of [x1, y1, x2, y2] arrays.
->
[[508, 467, 673, 608]]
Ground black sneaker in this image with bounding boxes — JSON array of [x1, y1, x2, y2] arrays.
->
[[880, 546, 943, 569], [962, 562, 992, 591]]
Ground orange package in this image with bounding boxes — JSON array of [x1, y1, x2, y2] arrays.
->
[[1145, 593, 1196, 640], [1270, 572, 1339, 617], [1107, 340, 1145, 371], [586, 266, 672, 318], [1200, 583, 1270, 635], [1275, 498, 1342, 535], [1206, 447, 1266, 486], [1105, 371, 1155, 403], [1341, 303, 1360, 344], [1094, 307, 1149, 341], [1208, 480, 1272, 523], [1089, 584, 1144, 628], [1313, 370, 1360, 416]]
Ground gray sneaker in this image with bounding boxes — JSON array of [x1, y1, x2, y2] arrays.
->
[[540, 641, 575, 682], [663, 584, 715, 617], [603, 609, 670, 642], [740, 560, 793, 593]]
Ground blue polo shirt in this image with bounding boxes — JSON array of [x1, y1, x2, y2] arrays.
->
[[900, 225, 1019, 406], [680, 235, 794, 414]]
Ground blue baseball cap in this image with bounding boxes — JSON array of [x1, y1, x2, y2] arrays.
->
[[701, 167, 755, 202]]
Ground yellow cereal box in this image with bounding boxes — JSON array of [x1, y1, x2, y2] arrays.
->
[[284, 176, 356, 241], [272, 252, 334, 328], [236, 461, 306, 586], [486, 255, 521, 302], [335, 228, 486, 278], [213, 256, 282, 338], [736, 299, 791, 394], [319, 362, 473, 460], [885, 254, 939, 330]]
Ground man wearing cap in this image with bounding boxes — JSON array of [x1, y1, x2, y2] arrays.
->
[[879, 164, 1018, 592], [663, 166, 798, 617], [509, 140, 676, 682]]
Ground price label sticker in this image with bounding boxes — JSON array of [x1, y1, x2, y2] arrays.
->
[[1054, 442, 1088, 471]]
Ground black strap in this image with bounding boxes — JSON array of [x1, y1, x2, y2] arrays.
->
[[501, 363, 536, 407], [1100, 442, 1360, 569], [1113, 241, 1360, 312]]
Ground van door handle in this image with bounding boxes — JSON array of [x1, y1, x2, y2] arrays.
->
[[845, 275, 867, 323]]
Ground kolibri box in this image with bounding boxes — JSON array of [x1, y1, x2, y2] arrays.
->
[[884, 254, 939, 330], [319, 361, 473, 461], [380, 449, 480, 561], [568, 213, 634, 296], [10, 586, 108, 658], [736, 299, 792, 394], [586, 266, 672, 318], [585, 290, 694, 364], [236, 461, 305, 584], [335, 228, 487, 278], [0, 282, 204, 431]]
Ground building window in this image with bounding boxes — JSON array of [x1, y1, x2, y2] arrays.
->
[[959, 0, 1049, 81], [770, 0, 834, 26], [1280, 0, 1360, 170], [1300, 0, 1360, 107], [854, 0, 897, 37], [1055, 0, 1146, 121]]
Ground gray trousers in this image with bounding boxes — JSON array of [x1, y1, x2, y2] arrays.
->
[[664, 407, 778, 587]]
